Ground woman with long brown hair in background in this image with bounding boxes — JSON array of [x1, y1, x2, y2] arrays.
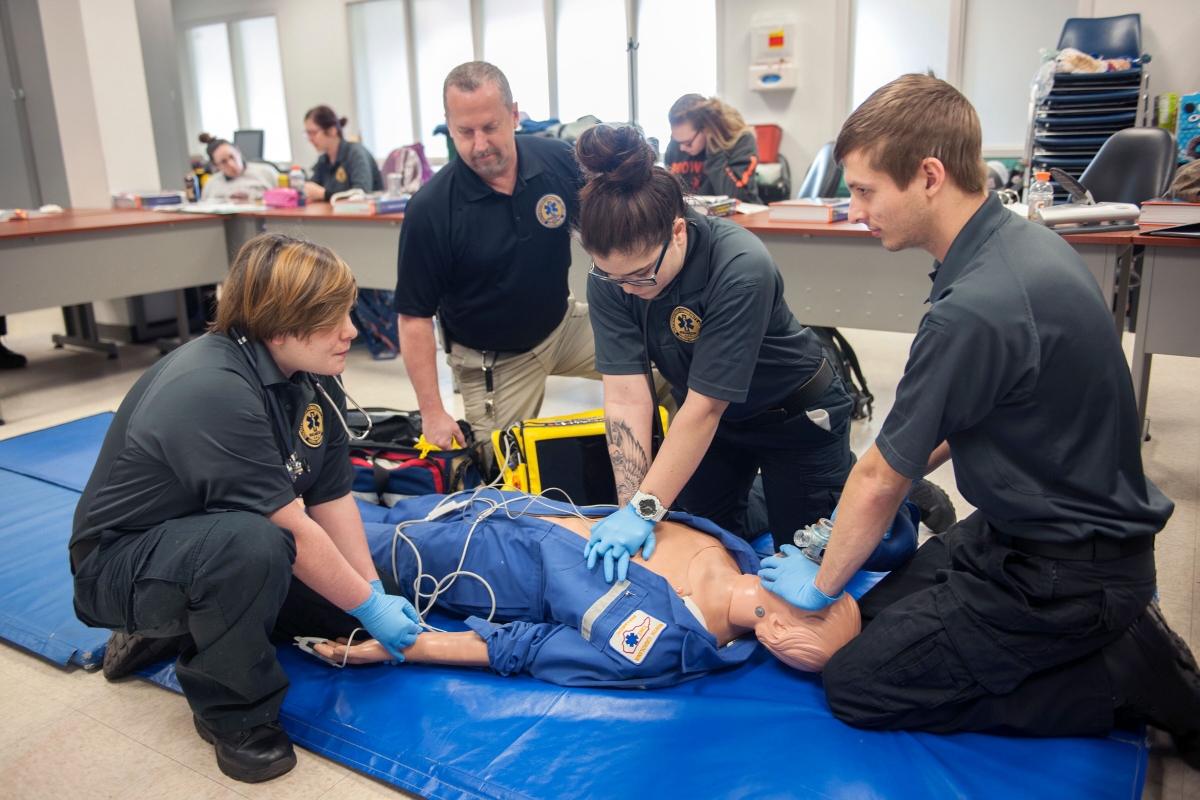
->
[[663, 94, 762, 204]]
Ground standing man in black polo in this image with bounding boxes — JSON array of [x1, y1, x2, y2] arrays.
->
[[756, 74, 1200, 762], [394, 62, 595, 452]]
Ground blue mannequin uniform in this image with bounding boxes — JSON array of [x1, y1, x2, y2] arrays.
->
[[359, 490, 760, 688]]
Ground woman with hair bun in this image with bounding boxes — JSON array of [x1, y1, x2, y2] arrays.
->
[[577, 124, 855, 586], [198, 134, 278, 202], [303, 105, 384, 202], [664, 94, 762, 204]]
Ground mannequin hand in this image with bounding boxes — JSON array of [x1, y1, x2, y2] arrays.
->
[[422, 409, 467, 450], [349, 590, 422, 661], [369, 579, 385, 595], [758, 544, 843, 611], [584, 504, 657, 583]]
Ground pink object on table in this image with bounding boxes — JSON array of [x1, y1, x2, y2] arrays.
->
[[263, 187, 299, 208]]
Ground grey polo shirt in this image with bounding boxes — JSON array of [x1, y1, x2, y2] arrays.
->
[[588, 208, 827, 421], [70, 334, 355, 568], [876, 193, 1173, 542]]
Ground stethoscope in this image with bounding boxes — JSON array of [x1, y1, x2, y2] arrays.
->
[[230, 329, 373, 482]]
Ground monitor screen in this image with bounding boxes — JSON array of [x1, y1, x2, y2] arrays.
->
[[233, 129, 265, 161], [532, 434, 617, 506]]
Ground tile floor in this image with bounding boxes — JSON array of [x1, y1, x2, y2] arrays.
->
[[0, 306, 1197, 798]]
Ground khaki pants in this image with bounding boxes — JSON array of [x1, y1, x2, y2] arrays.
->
[[447, 298, 602, 456]]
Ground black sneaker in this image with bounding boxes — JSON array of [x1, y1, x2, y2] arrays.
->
[[194, 715, 297, 783], [0, 342, 26, 370], [102, 631, 189, 681], [909, 479, 957, 534], [1105, 601, 1200, 769]]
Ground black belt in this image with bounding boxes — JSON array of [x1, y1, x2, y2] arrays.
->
[[995, 532, 1154, 562], [741, 359, 835, 427]]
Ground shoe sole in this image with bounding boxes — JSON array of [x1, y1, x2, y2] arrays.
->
[[910, 480, 957, 534], [193, 716, 298, 783], [103, 633, 186, 681]]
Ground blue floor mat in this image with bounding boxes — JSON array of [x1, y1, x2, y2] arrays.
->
[[0, 416, 1151, 798]]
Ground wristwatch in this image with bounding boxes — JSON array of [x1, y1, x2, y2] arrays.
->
[[630, 491, 669, 523]]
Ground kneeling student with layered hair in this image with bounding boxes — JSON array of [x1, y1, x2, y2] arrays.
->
[[307, 490, 864, 686]]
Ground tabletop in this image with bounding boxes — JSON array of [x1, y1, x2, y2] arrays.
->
[[0, 208, 221, 241]]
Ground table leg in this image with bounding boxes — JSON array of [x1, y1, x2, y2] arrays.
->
[[51, 304, 119, 358], [1112, 243, 1133, 336]]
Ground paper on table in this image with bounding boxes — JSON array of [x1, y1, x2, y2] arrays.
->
[[736, 201, 769, 215], [160, 203, 268, 214]]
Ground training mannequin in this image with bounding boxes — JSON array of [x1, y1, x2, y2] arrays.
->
[[311, 491, 860, 684]]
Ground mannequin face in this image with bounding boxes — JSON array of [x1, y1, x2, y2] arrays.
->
[[728, 574, 861, 672]]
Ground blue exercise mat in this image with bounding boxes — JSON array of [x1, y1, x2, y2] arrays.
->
[[0, 416, 1151, 798]]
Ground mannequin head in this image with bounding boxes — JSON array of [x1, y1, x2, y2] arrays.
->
[[728, 573, 860, 672]]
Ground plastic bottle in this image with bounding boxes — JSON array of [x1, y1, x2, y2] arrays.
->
[[1027, 171, 1054, 222], [289, 165, 307, 206], [793, 518, 834, 564]]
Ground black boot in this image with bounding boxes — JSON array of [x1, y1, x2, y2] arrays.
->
[[194, 715, 297, 783], [908, 479, 956, 534], [1105, 601, 1200, 769], [0, 342, 26, 370], [102, 631, 190, 681]]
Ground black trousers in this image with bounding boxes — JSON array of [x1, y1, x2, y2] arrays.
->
[[675, 379, 855, 549], [822, 511, 1156, 737], [73, 511, 393, 732]]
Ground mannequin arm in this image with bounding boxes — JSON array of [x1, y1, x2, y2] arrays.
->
[[314, 632, 489, 667]]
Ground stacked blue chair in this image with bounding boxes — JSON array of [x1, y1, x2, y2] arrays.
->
[[1027, 14, 1149, 203]]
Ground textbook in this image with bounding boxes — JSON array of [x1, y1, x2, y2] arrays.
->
[[331, 195, 408, 216], [685, 195, 737, 217], [111, 191, 186, 209], [1139, 201, 1200, 226], [768, 198, 850, 222]]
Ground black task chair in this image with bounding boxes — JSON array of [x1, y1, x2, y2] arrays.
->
[[1079, 127, 1177, 205], [1058, 14, 1140, 56], [796, 142, 842, 199]]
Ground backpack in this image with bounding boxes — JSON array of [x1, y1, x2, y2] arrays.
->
[[381, 143, 434, 195], [350, 289, 399, 360], [808, 326, 874, 420]]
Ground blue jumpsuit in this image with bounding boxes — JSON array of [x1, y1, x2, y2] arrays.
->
[[358, 490, 761, 689]]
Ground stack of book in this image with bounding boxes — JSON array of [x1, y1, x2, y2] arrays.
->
[[767, 198, 850, 222], [1139, 201, 1200, 226], [112, 191, 186, 209], [685, 195, 737, 217], [332, 194, 408, 216]]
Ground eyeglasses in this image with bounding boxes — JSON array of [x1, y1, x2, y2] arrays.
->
[[589, 237, 671, 287], [672, 129, 705, 149]]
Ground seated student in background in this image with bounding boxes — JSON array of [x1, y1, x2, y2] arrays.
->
[[303, 105, 384, 203], [664, 94, 762, 204], [198, 134, 278, 203], [308, 490, 864, 686]]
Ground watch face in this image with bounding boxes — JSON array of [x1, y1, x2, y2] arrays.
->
[[638, 498, 658, 518]]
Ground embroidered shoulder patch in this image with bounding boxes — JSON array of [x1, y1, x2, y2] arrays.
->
[[535, 193, 566, 228], [609, 610, 667, 664], [299, 403, 324, 447]]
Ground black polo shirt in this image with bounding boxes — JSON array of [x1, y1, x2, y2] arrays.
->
[[876, 193, 1173, 542], [588, 208, 827, 421], [392, 136, 584, 352], [70, 334, 355, 569], [311, 139, 384, 196]]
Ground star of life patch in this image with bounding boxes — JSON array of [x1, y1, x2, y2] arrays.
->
[[608, 610, 666, 665]]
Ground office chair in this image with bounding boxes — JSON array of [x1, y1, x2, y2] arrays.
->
[[796, 142, 842, 199], [1079, 127, 1176, 205], [1058, 14, 1140, 57]]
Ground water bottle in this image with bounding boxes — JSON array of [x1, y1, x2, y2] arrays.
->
[[1027, 171, 1054, 222], [289, 165, 306, 206], [793, 518, 834, 564]]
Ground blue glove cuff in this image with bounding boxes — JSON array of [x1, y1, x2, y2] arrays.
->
[[369, 579, 385, 595], [349, 590, 381, 621]]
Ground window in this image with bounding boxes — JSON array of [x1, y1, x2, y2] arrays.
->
[[482, 0, 550, 121], [348, 1, 415, 159], [413, 0, 474, 159], [851, 0, 951, 111], [187, 24, 239, 146], [185, 16, 291, 163], [556, 0, 628, 124], [961, 0, 1075, 150], [636, 0, 716, 153]]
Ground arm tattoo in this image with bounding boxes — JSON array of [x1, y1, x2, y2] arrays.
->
[[606, 417, 650, 506]]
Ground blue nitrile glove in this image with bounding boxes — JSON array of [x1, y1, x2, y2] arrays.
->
[[583, 504, 657, 584], [758, 544, 843, 611], [369, 579, 385, 595], [349, 589, 422, 661]]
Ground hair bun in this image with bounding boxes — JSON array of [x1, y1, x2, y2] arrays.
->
[[198, 132, 214, 144], [575, 124, 656, 191], [338, 116, 349, 128]]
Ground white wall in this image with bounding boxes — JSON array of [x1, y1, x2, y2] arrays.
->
[[1092, 0, 1200, 100], [172, 0, 358, 169], [79, 0, 162, 192], [719, 0, 847, 179], [37, 0, 110, 207]]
